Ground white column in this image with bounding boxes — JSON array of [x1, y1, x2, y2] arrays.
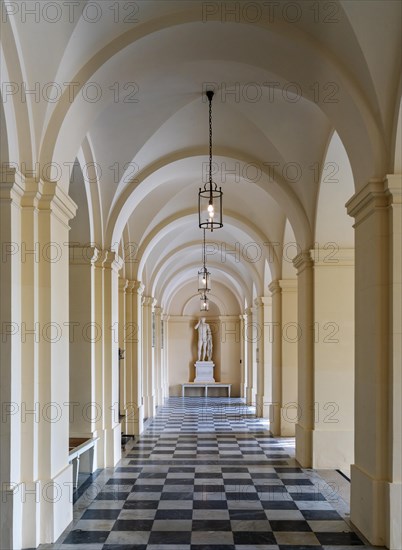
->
[[239, 314, 247, 398], [93, 251, 122, 467], [244, 307, 254, 405], [269, 281, 282, 435], [118, 278, 128, 419], [162, 314, 169, 399], [254, 298, 263, 415], [19, 178, 42, 549], [124, 281, 144, 435], [312, 247, 354, 471], [102, 252, 123, 466], [278, 279, 298, 437], [93, 252, 106, 468], [255, 297, 272, 419], [0, 169, 24, 550], [142, 296, 156, 419], [219, 316, 241, 395], [154, 306, 163, 407], [293, 251, 314, 467], [36, 180, 77, 543], [347, 177, 402, 549]]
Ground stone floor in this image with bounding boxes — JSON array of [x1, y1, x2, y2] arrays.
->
[[38, 397, 382, 549]]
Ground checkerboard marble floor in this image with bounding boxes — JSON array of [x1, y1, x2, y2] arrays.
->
[[39, 397, 382, 550]]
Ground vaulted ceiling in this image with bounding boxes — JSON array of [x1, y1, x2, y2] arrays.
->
[[2, 0, 401, 313]]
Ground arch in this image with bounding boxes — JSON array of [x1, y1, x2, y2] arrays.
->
[[68, 160, 91, 245], [38, 14, 387, 193], [159, 259, 252, 302], [182, 293, 228, 317], [0, 94, 9, 165], [109, 150, 311, 251], [136, 210, 280, 286], [0, 18, 35, 171], [149, 242, 257, 298], [77, 136, 104, 248], [315, 131, 354, 247], [160, 262, 247, 314]]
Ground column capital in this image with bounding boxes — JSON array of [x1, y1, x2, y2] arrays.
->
[[268, 280, 281, 295], [142, 296, 156, 308], [37, 180, 77, 226], [154, 306, 162, 317], [69, 245, 100, 265], [0, 167, 26, 203], [94, 249, 123, 272], [119, 278, 129, 292], [102, 250, 123, 273], [346, 178, 396, 224], [244, 307, 252, 316], [293, 251, 314, 274], [20, 178, 42, 208], [254, 297, 263, 308], [134, 281, 145, 296], [94, 249, 108, 269], [125, 280, 144, 295]]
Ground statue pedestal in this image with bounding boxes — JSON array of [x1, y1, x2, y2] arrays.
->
[[194, 361, 215, 382]]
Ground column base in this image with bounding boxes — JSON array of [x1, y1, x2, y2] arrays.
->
[[144, 395, 155, 419], [295, 423, 312, 467], [156, 388, 163, 407], [3, 476, 71, 548], [1, 482, 22, 550], [312, 429, 353, 471], [256, 395, 275, 420], [40, 464, 74, 544], [280, 406, 297, 436], [125, 405, 144, 435], [351, 464, 387, 547], [246, 387, 254, 406], [19, 481, 40, 549], [269, 403, 281, 435], [104, 425, 122, 467], [386, 480, 402, 550]]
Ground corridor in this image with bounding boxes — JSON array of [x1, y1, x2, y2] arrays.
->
[[42, 398, 373, 550]]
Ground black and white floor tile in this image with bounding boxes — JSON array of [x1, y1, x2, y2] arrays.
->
[[39, 398, 381, 550]]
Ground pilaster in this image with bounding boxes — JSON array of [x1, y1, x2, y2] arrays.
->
[[347, 176, 402, 548], [254, 296, 272, 419], [142, 296, 156, 419], [268, 281, 282, 435], [154, 306, 163, 407], [278, 279, 298, 437], [124, 281, 145, 435], [0, 168, 25, 550], [293, 251, 314, 467], [244, 307, 254, 405], [311, 247, 354, 471], [239, 314, 247, 398], [101, 251, 123, 467]]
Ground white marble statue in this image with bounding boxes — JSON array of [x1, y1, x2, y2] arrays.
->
[[195, 317, 213, 361]]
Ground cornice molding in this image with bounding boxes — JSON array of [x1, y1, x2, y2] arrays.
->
[[346, 179, 394, 225], [293, 251, 313, 274]]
